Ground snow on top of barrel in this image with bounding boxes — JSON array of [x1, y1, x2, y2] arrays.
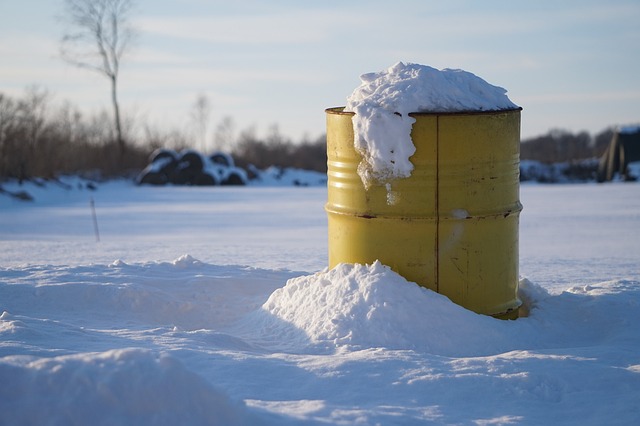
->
[[344, 62, 518, 192], [347, 62, 517, 115]]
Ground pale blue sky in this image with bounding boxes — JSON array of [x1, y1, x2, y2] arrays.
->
[[1, 0, 639, 145]]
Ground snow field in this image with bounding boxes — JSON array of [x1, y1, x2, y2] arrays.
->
[[1, 178, 639, 425]]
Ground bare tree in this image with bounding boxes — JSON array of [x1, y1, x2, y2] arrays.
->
[[190, 93, 211, 152], [60, 0, 136, 155], [213, 115, 236, 152], [0, 93, 18, 177]]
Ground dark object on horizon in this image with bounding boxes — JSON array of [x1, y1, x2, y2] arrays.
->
[[137, 149, 248, 186], [597, 126, 640, 182]]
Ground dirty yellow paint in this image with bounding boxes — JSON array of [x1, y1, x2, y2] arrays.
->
[[325, 107, 522, 318]]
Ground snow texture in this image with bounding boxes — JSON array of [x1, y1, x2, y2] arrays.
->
[[1, 176, 639, 425]]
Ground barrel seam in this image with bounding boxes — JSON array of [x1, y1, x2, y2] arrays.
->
[[435, 116, 440, 293]]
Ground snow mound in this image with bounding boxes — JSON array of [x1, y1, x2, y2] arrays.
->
[[256, 261, 510, 355], [345, 62, 518, 189], [0, 348, 256, 426], [248, 263, 640, 358], [248, 166, 327, 187], [2, 257, 291, 334], [171, 253, 205, 268]]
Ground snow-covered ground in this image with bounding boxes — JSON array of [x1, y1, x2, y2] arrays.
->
[[1, 176, 639, 425]]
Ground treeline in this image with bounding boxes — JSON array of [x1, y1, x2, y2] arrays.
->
[[0, 88, 148, 180], [520, 128, 614, 164], [1, 87, 618, 181], [232, 127, 326, 172], [0, 88, 328, 181]]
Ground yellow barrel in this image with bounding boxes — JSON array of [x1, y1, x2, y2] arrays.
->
[[326, 107, 523, 318]]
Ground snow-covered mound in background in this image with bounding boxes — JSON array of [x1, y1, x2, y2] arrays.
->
[[247, 165, 327, 187], [135, 148, 327, 188], [520, 158, 600, 183]]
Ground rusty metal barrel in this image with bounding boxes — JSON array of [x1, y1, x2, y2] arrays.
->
[[325, 107, 523, 318]]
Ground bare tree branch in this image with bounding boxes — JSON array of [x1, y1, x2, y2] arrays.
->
[[60, 0, 136, 155]]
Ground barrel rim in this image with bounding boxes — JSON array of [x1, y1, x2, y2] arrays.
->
[[325, 106, 523, 116]]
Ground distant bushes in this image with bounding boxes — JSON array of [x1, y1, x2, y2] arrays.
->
[[0, 88, 148, 180], [0, 88, 326, 182], [520, 128, 614, 164], [232, 126, 326, 173]]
